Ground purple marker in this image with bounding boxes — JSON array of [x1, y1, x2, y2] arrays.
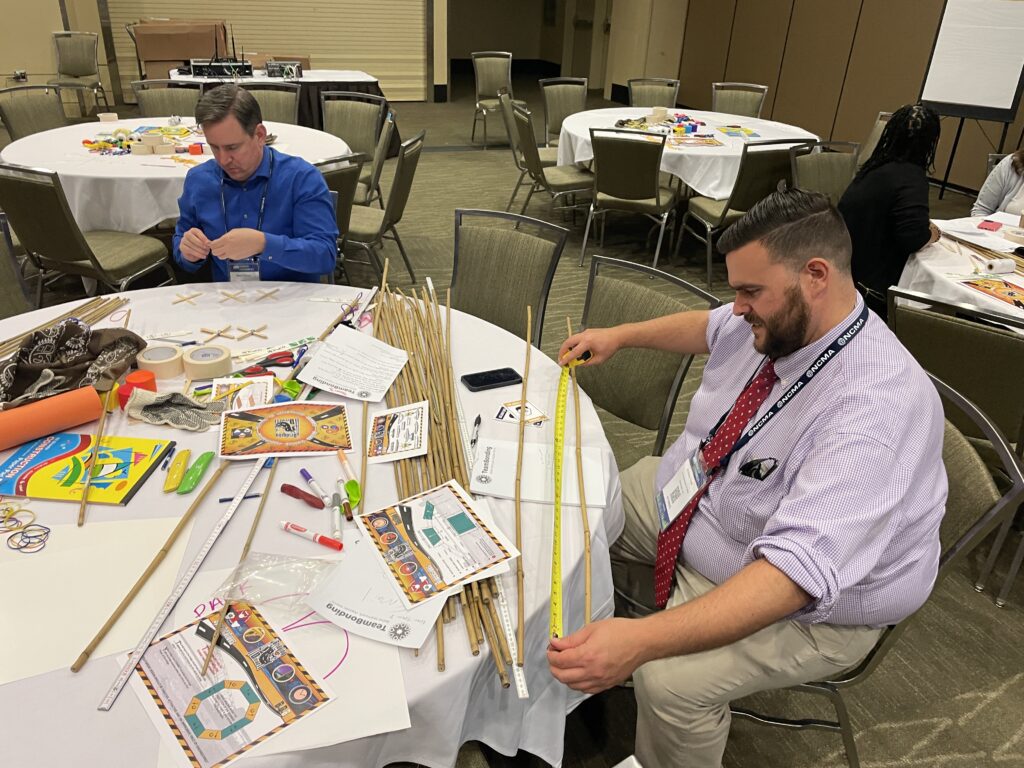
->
[[299, 468, 331, 506]]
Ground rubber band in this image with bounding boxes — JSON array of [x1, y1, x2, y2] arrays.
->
[[6, 522, 50, 553], [1, 509, 36, 532]]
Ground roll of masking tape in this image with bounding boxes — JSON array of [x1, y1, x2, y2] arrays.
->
[[183, 345, 232, 379], [137, 345, 184, 378], [1002, 227, 1024, 246]]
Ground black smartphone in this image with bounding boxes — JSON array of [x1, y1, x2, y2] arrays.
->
[[460, 367, 523, 392]]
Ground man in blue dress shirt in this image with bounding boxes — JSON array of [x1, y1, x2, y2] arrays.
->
[[173, 84, 338, 283]]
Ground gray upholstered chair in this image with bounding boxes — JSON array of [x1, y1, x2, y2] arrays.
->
[[450, 208, 569, 348], [711, 82, 769, 118], [471, 51, 525, 145], [355, 112, 394, 208], [578, 128, 677, 270], [887, 286, 1024, 607], [574, 255, 721, 456], [315, 153, 368, 271], [240, 82, 300, 124], [499, 89, 557, 212], [731, 375, 1024, 768], [0, 224, 31, 319], [0, 164, 174, 305], [0, 86, 68, 141], [790, 141, 860, 205], [676, 138, 813, 287], [627, 78, 679, 108], [320, 91, 387, 158], [48, 31, 111, 114], [131, 80, 202, 118], [345, 131, 425, 283], [539, 77, 587, 146], [857, 111, 893, 167], [513, 104, 592, 218]]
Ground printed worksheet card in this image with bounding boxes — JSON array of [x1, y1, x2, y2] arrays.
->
[[469, 438, 608, 507], [219, 402, 352, 459], [130, 602, 333, 768], [494, 399, 548, 427], [297, 324, 408, 402], [367, 400, 430, 464], [356, 480, 519, 608], [210, 375, 275, 409]]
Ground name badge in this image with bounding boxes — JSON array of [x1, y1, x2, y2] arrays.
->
[[229, 258, 260, 283], [656, 449, 710, 531]]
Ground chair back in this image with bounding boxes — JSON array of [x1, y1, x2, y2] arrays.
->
[[0, 86, 67, 140], [628, 78, 679, 108], [512, 104, 545, 183], [364, 113, 395, 195], [381, 131, 426, 231], [241, 83, 300, 124], [0, 224, 31, 319], [576, 256, 721, 455], [590, 128, 665, 201], [321, 91, 386, 157], [451, 209, 569, 348], [472, 51, 513, 103], [53, 32, 99, 78], [539, 77, 587, 144], [711, 82, 769, 118], [316, 153, 368, 240], [131, 80, 201, 118], [987, 152, 1009, 176], [498, 90, 527, 172], [790, 141, 860, 205], [857, 110, 893, 167], [724, 139, 812, 217], [887, 287, 1024, 452]]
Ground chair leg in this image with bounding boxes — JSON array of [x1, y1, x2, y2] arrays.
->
[[706, 229, 715, 289], [674, 210, 692, 261], [483, 111, 488, 148], [976, 514, 1014, 594], [471, 109, 478, 143], [519, 184, 537, 216], [506, 169, 527, 212], [995, 531, 1024, 608], [390, 227, 417, 284], [578, 204, 597, 267], [651, 212, 670, 271], [826, 689, 861, 768]]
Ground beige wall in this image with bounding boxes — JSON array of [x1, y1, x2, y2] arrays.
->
[[604, 0, 686, 99], [0, 2, 65, 83], [644, 0, 687, 80], [448, 0, 545, 59], [433, 0, 448, 87]]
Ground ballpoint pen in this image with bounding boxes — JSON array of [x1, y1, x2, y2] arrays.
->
[[469, 414, 482, 459]]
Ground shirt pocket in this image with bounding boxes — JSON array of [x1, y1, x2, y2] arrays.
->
[[713, 467, 785, 543]]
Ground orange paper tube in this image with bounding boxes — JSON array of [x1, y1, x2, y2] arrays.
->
[[0, 387, 104, 452]]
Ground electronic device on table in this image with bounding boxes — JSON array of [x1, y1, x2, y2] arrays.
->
[[266, 61, 303, 79], [461, 368, 523, 392], [189, 58, 254, 78]]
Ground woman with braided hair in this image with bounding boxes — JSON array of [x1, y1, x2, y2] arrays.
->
[[838, 103, 941, 318]]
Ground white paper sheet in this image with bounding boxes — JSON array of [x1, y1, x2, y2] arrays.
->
[[935, 217, 1017, 253], [366, 400, 430, 464], [469, 438, 608, 508], [297, 324, 407, 402], [0, 516, 190, 685]]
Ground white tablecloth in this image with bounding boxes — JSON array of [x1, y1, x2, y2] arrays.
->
[[171, 69, 378, 85], [0, 119, 350, 234], [557, 107, 817, 200], [0, 282, 623, 768]]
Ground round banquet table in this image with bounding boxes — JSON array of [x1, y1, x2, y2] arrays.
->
[[557, 107, 817, 201], [0, 118, 350, 234], [0, 282, 623, 768]]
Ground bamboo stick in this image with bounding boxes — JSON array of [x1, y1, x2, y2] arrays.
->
[[514, 307, 532, 665], [77, 388, 115, 527], [459, 589, 480, 655], [474, 584, 510, 688], [0, 297, 128, 359], [435, 613, 446, 672], [567, 317, 593, 625], [360, 260, 391, 510], [481, 579, 512, 665]]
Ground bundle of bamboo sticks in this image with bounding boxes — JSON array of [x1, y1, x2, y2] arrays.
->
[[941, 232, 1024, 275], [0, 296, 129, 360]]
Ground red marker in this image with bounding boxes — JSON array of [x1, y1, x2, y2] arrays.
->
[[280, 521, 343, 551]]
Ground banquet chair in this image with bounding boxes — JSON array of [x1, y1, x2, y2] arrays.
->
[[450, 208, 569, 348], [499, 90, 557, 212], [0, 86, 68, 141], [578, 128, 677, 270], [790, 141, 860, 205], [345, 131, 424, 283], [628, 78, 679, 109], [315, 153, 368, 276], [539, 77, 588, 146], [355, 112, 394, 208], [513, 104, 592, 219], [0, 164, 174, 305], [48, 32, 111, 115], [240, 82, 300, 124], [987, 153, 1008, 176], [675, 138, 813, 288], [731, 375, 1024, 768], [131, 80, 202, 119], [575, 255, 720, 456], [857, 111, 893, 167], [321, 91, 387, 158], [711, 82, 769, 118], [887, 287, 1024, 607], [0, 225, 31, 320], [471, 51, 525, 146]]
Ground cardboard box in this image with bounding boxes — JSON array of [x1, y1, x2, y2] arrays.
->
[[133, 19, 227, 70]]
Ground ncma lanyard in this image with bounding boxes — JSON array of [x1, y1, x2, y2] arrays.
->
[[221, 150, 275, 282]]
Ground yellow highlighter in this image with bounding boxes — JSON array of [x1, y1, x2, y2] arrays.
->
[[163, 449, 191, 493]]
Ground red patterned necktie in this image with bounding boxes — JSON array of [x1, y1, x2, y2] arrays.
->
[[653, 360, 778, 608]]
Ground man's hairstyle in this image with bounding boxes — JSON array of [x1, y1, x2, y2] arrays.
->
[[717, 183, 853, 274], [857, 103, 940, 179], [194, 84, 262, 134]]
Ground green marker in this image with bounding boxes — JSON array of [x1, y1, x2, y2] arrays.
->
[[176, 451, 215, 495]]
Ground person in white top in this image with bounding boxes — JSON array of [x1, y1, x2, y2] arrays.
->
[[972, 150, 1024, 217]]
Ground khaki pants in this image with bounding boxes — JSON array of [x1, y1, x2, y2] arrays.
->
[[613, 457, 882, 768]]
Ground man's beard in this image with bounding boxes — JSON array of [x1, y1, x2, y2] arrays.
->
[[744, 284, 810, 360]]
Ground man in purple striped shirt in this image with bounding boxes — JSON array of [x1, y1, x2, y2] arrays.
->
[[549, 187, 947, 768]]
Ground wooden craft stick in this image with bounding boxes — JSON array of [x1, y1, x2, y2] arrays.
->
[[200, 459, 279, 676], [255, 287, 280, 301], [514, 307, 532, 665], [72, 462, 229, 672], [567, 317, 593, 625], [219, 290, 245, 304], [77, 388, 114, 527], [435, 613, 446, 672], [172, 292, 200, 305]]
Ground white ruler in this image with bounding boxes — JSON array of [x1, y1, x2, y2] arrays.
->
[[98, 459, 268, 711], [492, 575, 529, 699]]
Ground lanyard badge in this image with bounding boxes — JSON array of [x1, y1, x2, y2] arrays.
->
[[656, 449, 711, 530], [221, 150, 274, 283]]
